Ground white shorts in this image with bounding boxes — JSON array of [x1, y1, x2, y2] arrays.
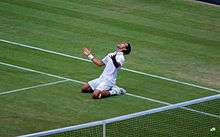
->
[[88, 78, 114, 91]]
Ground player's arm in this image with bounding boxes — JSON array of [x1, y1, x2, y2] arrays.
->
[[110, 54, 121, 68], [82, 48, 105, 67]]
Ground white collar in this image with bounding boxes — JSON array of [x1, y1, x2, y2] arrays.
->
[[115, 51, 123, 55]]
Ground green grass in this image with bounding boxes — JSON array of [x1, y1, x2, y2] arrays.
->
[[0, 0, 220, 136], [105, 108, 220, 137]]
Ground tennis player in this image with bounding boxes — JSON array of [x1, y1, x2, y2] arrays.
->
[[81, 42, 131, 99]]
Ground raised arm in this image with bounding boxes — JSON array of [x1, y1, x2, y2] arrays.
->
[[82, 48, 105, 67]]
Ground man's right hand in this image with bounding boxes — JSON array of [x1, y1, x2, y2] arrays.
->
[[82, 48, 91, 56]]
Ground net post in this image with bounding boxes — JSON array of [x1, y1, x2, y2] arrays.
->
[[103, 122, 106, 137]]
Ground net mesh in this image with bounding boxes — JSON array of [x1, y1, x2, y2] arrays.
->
[[21, 95, 220, 137], [189, 99, 220, 116], [106, 108, 220, 137], [46, 106, 220, 137], [47, 125, 102, 137]]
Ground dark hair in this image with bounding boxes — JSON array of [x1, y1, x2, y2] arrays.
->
[[123, 43, 131, 55]]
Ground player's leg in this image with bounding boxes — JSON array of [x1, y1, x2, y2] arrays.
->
[[92, 90, 111, 99], [108, 85, 126, 95], [81, 78, 99, 93], [91, 81, 112, 99], [81, 83, 93, 93], [92, 86, 126, 99]]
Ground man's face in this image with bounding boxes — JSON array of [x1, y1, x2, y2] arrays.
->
[[116, 42, 128, 52]]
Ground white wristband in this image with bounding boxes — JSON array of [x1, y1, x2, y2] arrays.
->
[[88, 54, 94, 60]]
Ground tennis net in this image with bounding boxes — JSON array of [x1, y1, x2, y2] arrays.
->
[[19, 94, 220, 137]]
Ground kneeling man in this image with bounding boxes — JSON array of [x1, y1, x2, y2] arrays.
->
[[81, 42, 131, 99]]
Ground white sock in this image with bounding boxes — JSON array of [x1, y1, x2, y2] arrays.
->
[[109, 86, 121, 95]]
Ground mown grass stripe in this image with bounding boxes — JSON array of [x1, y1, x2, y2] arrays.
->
[[1, 0, 219, 43], [1, 39, 219, 93], [0, 61, 219, 119]]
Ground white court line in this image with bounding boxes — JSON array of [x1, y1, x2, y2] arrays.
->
[[20, 94, 220, 137], [0, 80, 69, 96], [0, 62, 84, 85], [0, 39, 219, 93], [127, 93, 220, 119], [0, 61, 219, 119]]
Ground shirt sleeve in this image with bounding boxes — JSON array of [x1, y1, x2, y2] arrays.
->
[[116, 55, 125, 66], [102, 54, 109, 65]]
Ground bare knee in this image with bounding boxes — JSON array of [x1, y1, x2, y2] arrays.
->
[[92, 90, 101, 99], [92, 90, 111, 99], [81, 83, 92, 93]]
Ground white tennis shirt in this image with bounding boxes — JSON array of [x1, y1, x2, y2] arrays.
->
[[99, 51, 125, 84]]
